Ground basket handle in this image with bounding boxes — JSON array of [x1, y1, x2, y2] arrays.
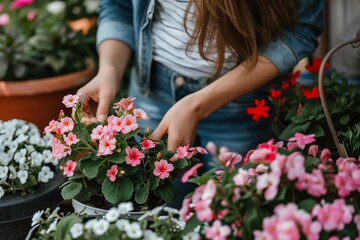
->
[[318, 29, 360, 158]]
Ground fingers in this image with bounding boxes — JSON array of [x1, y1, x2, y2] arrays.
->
[[96, 93, 114, 122], [150, 120, 167, 141]]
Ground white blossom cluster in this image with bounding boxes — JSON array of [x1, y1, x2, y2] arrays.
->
[[0, 119, 57, 199], [33, 202, 200, 240]]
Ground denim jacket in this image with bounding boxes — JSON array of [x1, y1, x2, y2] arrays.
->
[[97, 0, 324, 95]]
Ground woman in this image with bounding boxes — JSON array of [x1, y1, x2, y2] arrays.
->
[[78, 0, 323, 205]]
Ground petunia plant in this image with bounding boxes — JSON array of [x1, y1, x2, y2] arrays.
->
[[45, 95, 206, 211], [180, 134, 360, 240]]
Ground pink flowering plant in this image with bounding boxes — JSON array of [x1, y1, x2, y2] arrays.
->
[[180, 134, 360, 239], [0, 0, 98, 81], [45, 95, 206, 210]]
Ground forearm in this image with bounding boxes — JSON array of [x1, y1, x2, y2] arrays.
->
[[97, 40, 132, 86], [191, 56, 279, 119]]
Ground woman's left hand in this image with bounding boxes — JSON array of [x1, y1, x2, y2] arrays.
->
[[151, 93, 203, 151]]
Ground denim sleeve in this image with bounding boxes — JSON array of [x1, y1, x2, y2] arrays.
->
[[96, 0, 135, 50], [259, 0, 324, 74]]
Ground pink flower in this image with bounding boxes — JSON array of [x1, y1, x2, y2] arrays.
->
[[57, 117, 75, 134], [181, 163, 203, 183], [63, 160, 76, 177], [141, 137, 157, 150], [256, 172, 280, 200], [64, 132, 79, 146], [288, 133, 316, 150], [285, 152, 305, 180], [206, 141, 217, 155], [121, 114, 138, 134], [44, 120, 58, 133], [194, 199, 214, 222], [249, 140, 278, 164], [296, 169, 327, 197], [308, 145, 318, 157], [233, 168, 252, 186], [90, 125, 105, 140], [62, 94, 79, 108], [10, 0, 34, 9], [52, 138, 70, 159], [106, 165, 118, 182], [125, 147, 144, 167], [153, 159, 174, 179], [320, 148, 332, 161], [133, 108, 149, 120], [205, 220, 231, 240], [110, 116, 123, 132], [179, 197, 193, 221], [217, 147, 242, 170], [0, 13, 10, 26], [170, 145, 190, 161], [113, 96, 136, 112], [26, 8, 37, 21], [97, 135, 116, 156]]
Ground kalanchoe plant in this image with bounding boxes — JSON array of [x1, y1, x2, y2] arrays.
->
[[269, 58, 360, 153], [30, 202, 198, 240], [0, 119, 56, 199], [0, 0, 98, 81], [45, 95, 206, 210], [180, 134, 360, 239]]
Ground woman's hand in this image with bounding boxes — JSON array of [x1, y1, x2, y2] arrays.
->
[[76, 67, 120, 124], [151, 93, 203, 151]]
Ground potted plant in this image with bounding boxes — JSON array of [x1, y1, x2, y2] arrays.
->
[[0, 0, 98, 130], [45, 95, 207, 214], [267, 58, 360, 156], [26, 201, 199, 240], [0, 119, 64, 240], [180, 136, 360, 239]]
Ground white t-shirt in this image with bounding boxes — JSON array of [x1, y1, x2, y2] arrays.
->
[[152, 0, 238, 79]]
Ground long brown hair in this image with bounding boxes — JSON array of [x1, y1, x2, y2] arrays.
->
[[184, 0, 297, 78]]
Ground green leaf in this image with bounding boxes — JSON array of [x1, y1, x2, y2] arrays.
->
[[154, 183, 176, 203], [135, 184, 149, 204], [292, 122, 311, 133], [307, 124, 325, 137], [54, 215, 82, 240], [182, 214, 202, 235], [279, 122, 298, 140], [106, 152, 125, 164], [340, 114, 350, 125], [172, 158, 188, 169], [298, 198, 317, 212], [102, 177, 134, 204], [149, 174, 160, 190], [81, 159, 102, 179], [61, 182, 82, 200]]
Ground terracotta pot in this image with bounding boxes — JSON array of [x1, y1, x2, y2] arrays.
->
[[0, 68, 96, 131]]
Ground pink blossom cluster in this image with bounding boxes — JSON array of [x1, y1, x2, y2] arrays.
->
[[0, 0, 36, 26], [254, 203, 321, 240], [335, 158, 360, 197]]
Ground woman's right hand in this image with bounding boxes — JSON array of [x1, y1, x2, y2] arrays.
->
[[76, 66, 120, 124]]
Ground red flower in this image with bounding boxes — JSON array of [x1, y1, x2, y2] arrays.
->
[[282, 70, 300, 89], [305, 58, 330, 74], [301, 86, 320, 99], [247, 99, 270, 122], [270, 89, 281, 99]]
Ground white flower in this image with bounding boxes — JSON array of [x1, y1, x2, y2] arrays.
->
[[31, 210, 44, 226], [92, 219, 109, 236], [0, 186, 4, 199], [0, 166, 9, 179], [118, 202, 134, 214], [46, 219, 58, 234], [149, 206, 165, 216], [143, 230, 164, 240], [15, 134, 29, 144], [84, 219, 97, 230], [31, 151, 43, 166], [105, 207, 120, 222], [43, 133, 53, 147], [8, 166, 17, 179], [70, 223, 84, 239], [0, 152, 11, 166], [163, 206, 179, 215], [29, 135, 41, 145], [47, 1, 66, 15], [48, 207, 60, 219], [38, 166, 54, 183], [125, 222, 142, 239], [183, 232, 200, 240], [25, 144, 36, 154], [115, 219, 130, 231], [17, 170, 28, 184], [7, 141, 19, 154], [42, 150, 54, 164], [14, 148, 27, 165], [84, 0, 99, 13]]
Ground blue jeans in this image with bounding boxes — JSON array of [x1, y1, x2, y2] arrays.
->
[[129, 61, 276, 207]]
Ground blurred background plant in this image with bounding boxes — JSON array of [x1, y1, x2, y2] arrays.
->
[[0, 0, 98, 81], [270, 58, 360, 156]]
